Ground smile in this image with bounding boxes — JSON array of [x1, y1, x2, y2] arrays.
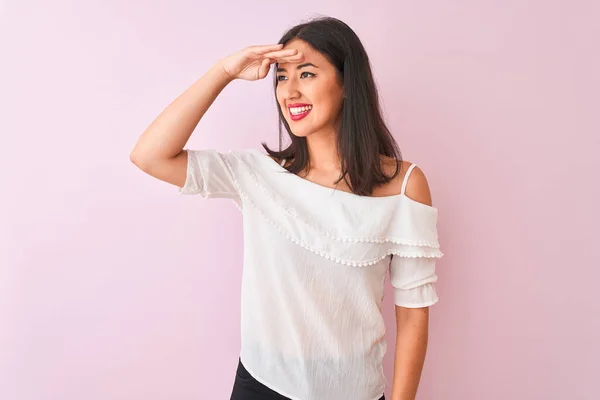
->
[[288, 104, 312, 121]]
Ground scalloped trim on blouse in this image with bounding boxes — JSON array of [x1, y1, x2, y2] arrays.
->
[[221, 152, 444, 267]]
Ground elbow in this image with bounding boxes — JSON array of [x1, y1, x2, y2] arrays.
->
[[129, 151, 142, 167], [129, 151, 139, 165], [130, 150, 150, 171]]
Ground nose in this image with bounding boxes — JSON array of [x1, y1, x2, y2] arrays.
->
[[280, 79, 301, 102]]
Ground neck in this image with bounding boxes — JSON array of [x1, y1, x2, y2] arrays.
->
[[305, 126, 341, 173]]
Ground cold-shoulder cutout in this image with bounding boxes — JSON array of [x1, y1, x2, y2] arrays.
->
[[402, 164, 433, 208]]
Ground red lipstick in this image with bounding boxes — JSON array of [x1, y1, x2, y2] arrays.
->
[[288, 103, 312, 121]]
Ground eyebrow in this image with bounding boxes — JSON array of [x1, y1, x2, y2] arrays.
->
[[276, 63, 318, 72]]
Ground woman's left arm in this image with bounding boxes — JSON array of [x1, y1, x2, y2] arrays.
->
[[390, 306, 430, 400]]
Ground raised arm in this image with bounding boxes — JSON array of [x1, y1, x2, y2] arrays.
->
[[129, 44, 303, 188], [129, 63, 233, 188]]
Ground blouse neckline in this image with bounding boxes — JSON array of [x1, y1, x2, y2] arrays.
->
[[250, 148, 438, 211]]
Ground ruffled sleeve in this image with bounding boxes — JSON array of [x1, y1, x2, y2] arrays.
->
[[389, 255, 439, 308], [387, 165, 442, 308], [178, 149, 240, 203]]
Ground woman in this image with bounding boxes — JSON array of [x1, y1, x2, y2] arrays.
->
[[130, 16, 443, 400]]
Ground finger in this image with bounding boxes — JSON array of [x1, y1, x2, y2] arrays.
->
[[273, 53, 305, 64], [262, 48, 300, 58], [276, 52, 304, 60], [252, 44, 284, 54], [258, 57, 271, 79], [265, 52, 304, 64]]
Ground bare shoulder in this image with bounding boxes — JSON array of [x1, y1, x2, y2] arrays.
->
[[379, 155, 433, 206], [403, 162, 433, 207]]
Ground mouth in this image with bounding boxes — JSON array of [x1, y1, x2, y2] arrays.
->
[[288, 104, 312, 121]]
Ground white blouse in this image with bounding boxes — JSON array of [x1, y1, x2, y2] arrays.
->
[[178, 148, 443, 400]]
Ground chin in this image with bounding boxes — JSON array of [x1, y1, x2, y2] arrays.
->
[[291, 130, 311, 138], [289, 126, 319, 138]]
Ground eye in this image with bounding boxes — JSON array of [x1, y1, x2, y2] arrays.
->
[[276, 72, 315, 82]]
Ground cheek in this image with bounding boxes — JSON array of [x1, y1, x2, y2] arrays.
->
[[275, 86, 285, 107], [275, 92, 283, 109], [317, 82, 342, 104], [315, 93, 342, 119]]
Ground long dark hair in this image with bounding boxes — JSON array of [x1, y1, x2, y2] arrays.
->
[[261, 16, 403, 196]]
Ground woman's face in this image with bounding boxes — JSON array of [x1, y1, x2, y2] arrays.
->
[[275, 39, 344, 138]]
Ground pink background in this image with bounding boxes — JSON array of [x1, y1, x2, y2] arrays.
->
[[2, 1, 598, 399]]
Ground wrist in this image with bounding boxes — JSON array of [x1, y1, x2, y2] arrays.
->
[[212, 61, 235, 84]]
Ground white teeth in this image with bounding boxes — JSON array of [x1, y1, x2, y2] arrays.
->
[[289, 105, 312, 115]]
